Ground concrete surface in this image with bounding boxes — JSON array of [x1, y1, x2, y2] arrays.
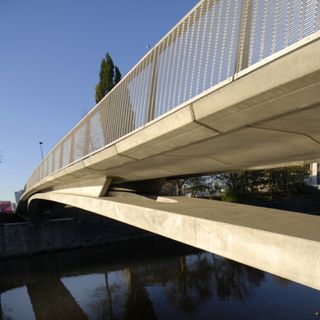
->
[[22, 35, 320, 199], [29, 191, 320, 291], [0, 212, 152, 259]]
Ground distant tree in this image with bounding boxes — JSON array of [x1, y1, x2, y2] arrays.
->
[[182, 176, 211, 197], [265, 166, 310, 198], [161, 179, 188, 196], [95, 53, 121, 103], [162, 166, 310, 200], [216, 171, 264, 199], [162, 176, 212, 197], [216, 165, 310, 202]]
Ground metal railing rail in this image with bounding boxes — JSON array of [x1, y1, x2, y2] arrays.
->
[[26, 0, 320, 191]]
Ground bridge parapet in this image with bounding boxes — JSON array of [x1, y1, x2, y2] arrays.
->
[[26, 0, 320, 192]]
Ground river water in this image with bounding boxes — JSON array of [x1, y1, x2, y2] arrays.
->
[[0, 238, 319, 320]]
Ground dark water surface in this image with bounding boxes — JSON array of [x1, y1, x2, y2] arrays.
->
[[0, 238, 319, 320]]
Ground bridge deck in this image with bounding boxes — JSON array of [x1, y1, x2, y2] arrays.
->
[[23, 35, 320, 199]]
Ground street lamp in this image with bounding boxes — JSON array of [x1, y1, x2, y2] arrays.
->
[[39, 141, 44, 160]]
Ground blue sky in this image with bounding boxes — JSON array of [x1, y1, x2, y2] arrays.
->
[[0, 0, 198, 202]]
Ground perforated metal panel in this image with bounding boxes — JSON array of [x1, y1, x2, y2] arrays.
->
[[237, 0, 320, 71]]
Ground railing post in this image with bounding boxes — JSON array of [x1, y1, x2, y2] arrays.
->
[[147, 50, 158, 122], [51, 149, 55, 173], [69, 135, 75, 164], [83, 119, 91, 156], [100, 103, 108, 147], [235, 0, 253, 73], [59, 145, 64, 170]]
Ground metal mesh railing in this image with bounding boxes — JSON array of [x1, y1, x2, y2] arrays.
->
[[26, 0, 320, 190]]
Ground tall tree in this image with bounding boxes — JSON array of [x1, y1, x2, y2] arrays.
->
[[95, 53, 121, 103]]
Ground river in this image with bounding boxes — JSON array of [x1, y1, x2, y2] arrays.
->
[[0, 237, 319, 319]]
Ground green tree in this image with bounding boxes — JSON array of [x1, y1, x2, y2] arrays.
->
[[162, 176, 212, 197], [95, 53, 121, 103], [216, 165, 310, 202], [265, 166, 310, 198]]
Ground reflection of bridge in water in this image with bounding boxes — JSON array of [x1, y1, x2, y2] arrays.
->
[[1, 239, 315, 320], [18, 0, 320, 290]]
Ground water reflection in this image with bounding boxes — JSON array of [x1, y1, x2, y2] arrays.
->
[[0, 239, 319, 319], [164, 255, 264, 315]]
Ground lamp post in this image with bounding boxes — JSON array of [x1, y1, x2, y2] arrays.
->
[[39, 142, 44, 160]]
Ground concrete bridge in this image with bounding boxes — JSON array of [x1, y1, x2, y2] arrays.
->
[[18, 0, 320, 290]]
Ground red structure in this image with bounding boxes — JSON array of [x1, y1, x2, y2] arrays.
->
[[0, 201, 13, 213]]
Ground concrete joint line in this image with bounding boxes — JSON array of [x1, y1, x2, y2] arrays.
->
[[211, 78, 320, 125], [248, 125, 320, 146], [247, 99, 320, 128], [159, 133, 232, 159], [158, 122, 264, 158], [77, 161, 100, 173], [114, 145, 139, 161], [157, 153, 230, 165], [77, 164, 101, 173], [206, 155, 232, 165], [190, 103, 222, 133]]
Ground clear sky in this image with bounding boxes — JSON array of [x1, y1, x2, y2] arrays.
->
[[0, 0, 198, 202]]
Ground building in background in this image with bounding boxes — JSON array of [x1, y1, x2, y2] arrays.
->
[[310, 163, 320, 187], [0, 201, 14, 213], [14, 190, 24, 204]]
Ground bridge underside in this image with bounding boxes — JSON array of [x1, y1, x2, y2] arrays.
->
[[29, 191, 320, 291]]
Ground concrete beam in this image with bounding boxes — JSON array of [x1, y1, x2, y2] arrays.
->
[[49, 177, 111, 197], [29, 192, 320, 291]]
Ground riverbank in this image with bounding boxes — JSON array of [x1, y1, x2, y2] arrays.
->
[[0, 207, 154, 259]]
